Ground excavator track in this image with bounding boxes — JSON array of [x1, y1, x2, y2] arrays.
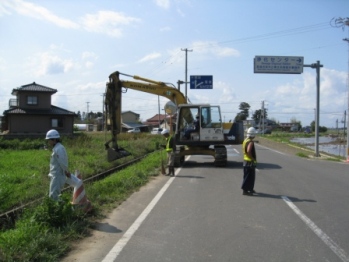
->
[[213, 145, 227, 167]]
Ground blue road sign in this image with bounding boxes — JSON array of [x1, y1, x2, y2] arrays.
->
[[190, 75, 213, 89]]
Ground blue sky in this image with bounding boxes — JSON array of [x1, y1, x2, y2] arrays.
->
[[1, 0, 348, 127]]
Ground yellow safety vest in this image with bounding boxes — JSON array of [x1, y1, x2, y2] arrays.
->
[[242, 137, 254, 162], [166, 135, 173, 152]]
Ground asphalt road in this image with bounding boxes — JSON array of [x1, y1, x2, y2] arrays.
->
[[62, 143, 349, 262]]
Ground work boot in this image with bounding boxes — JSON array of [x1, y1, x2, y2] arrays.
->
[[170, 167, 175, 177]]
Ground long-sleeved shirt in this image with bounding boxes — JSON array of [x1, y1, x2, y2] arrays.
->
[[49, 142, 68, 177]]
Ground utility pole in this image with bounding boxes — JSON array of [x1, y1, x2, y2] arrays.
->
[[304, 61, 323, 157], [181, 48, 193, 102], [102, 93, 105, 131], [344, 110, 347, 137], [344, 36, 349, 161], [86, 102, 90, 122], [158, 96, 161, 128], [261, 101, 265, 133], [331, 17, 349, 161]]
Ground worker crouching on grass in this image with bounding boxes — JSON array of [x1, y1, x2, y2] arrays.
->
[[45, 129, 71, 201], [161, 129, 175, 176], [241, 127, 257, 196]]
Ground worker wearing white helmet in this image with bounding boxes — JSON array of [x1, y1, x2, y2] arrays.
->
[[161, 129, 176, 176], [45, 129, 70, 200], [241, 127, 257, 196]]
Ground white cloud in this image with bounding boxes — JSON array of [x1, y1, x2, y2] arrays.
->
[[154, 0, 170, 9], [81, 52, 98, 69], [0, 56, 6, 71], [80, 11, 141, 38], [1, 0, 79, 28], [0, 2, 11, 16], [176, 7, 185, 17], [85, 61, 94, 69], [258, 68, 348, 126], [1, 1, 141, 38], [27, 52, 75, 76], [82, 52, 98, 60], [160, 26, 171, 32], [191, 41, 240, 57], [137, 52, 162, 63]]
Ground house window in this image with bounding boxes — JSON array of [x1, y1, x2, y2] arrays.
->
[[27, 96, 38, 105], [51, 118, 64, 128]]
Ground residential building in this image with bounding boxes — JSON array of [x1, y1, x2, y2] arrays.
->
[[1, 82, 76, 138]]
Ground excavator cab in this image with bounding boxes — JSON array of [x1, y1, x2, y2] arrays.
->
[[175, 104, 244, 146], [176, 105, 224, 144]]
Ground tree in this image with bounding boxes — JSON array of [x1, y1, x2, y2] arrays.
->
[[290, 117, 302, 130], [75, 111, 82, 121], [310, 120, 327, 133], [234, 102, 250, 121], [252, 108, 268, 125]]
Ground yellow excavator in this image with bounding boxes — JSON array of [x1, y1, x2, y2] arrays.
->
[[104, 71, 244, 166]]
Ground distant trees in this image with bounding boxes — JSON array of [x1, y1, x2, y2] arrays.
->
[[310, 121, 328, 133], [234, 102, 250, 121], [75, 111, 103, 123], [290, 117, 302, 130], [252, 108, 268, 124]]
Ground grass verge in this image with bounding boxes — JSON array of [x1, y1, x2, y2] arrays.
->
[[0, 150, 164, 261]]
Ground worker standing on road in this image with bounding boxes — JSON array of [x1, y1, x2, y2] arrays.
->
[[161, 129, 175, 176], [241, 127, 257, 196], [45, 129, 71, 200]]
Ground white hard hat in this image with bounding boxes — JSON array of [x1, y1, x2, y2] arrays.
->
[[247, 127, 256, 137], [46, 129, 60, 139], [161, 129, 169, 135]]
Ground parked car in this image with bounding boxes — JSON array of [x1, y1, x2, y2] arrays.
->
[[261, 129, 271, 134], [290, 125, 299, 132], [151, 127, 163, 135], [127, 127, 141, 133], [303, 126, 311, 133], [259, 129, 272, 134]]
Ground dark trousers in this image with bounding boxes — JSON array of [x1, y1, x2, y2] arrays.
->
[[241, 166, 255, 192]]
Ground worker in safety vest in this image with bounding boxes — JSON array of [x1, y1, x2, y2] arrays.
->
[[161, 129, 175, 176], [241, 127, 257, 196], [45, 129, 71, 200]]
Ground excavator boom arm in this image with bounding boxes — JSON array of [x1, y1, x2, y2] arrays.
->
[[104, 71, 187, 161]]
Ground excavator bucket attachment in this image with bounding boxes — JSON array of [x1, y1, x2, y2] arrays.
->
[[107, 147, 131, 162]]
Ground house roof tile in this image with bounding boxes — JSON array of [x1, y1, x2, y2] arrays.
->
[[12, 82, 57, 95], [146, 114, 166, 122], [3, 105, 76, 116]]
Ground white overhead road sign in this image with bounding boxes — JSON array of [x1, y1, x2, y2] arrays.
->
[[254, 56, 304, 74]]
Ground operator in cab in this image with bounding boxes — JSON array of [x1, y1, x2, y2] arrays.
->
[[184, 114, 200, 139]]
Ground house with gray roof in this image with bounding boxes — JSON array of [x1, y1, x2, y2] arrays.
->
[[1, 82, 76, 138]]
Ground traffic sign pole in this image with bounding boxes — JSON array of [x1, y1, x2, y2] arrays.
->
[[304, 61, 323, 157]]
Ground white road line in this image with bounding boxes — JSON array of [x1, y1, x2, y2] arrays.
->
[[257, 144, 286, 155], [101, 166, 182, 262], [233, 148, 240, 154], [282, 196, 349, 262]]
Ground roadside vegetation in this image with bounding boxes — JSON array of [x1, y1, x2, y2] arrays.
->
[[0, 132, 164, 261]]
